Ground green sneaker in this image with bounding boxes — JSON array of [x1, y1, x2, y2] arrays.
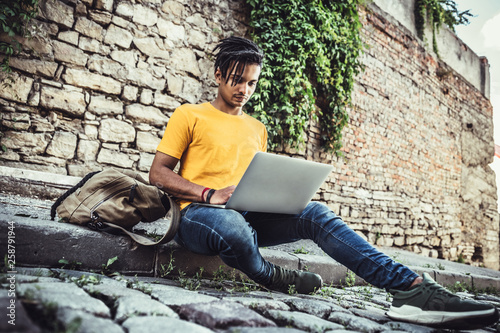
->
[[386, 272, 499, 330], [266, 265, 323, 294]]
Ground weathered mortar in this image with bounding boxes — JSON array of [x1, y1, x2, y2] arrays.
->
[[0, 0, 497, 269]]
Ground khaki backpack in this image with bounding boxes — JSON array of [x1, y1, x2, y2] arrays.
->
[[50, 168, 180, 246]]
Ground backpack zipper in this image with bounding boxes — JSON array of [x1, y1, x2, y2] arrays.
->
[[88, 183, 137, 228]]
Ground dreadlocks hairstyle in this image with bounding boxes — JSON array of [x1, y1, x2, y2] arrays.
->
[[212, 36, 264, 87]]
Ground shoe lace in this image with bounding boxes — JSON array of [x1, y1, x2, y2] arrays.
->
[[271, 266, 297, 289], [425, 279, 458, 302]]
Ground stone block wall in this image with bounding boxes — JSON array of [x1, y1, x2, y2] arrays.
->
[[0, 0, 247, 176], [0, 0, 498, 268]]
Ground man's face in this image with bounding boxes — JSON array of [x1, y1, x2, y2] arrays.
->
[[215, 62, 261, 110]]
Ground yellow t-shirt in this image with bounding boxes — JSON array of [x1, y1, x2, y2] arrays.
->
[[156, 102, 268, 209]]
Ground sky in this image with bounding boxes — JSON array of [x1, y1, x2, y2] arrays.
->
[[452, 0, 500, 205]]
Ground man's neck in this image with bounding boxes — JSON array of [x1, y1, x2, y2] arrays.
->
[[211, 99, 242, 116]]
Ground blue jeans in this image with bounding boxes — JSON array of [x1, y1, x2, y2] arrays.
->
[[175, 202, 418, 291]]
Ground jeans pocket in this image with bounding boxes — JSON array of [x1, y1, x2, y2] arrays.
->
[[181, 203, 195, 217]]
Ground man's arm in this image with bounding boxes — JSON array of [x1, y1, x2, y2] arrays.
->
[[149, 151, 234, 204]]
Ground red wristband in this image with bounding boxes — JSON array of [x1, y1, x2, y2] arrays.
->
[[201, 187, 210, 202]]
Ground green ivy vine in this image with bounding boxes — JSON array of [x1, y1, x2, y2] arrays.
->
[[245, 0, 364, 153], [414, 0, 472, 55], [0, 0, 40, 73]]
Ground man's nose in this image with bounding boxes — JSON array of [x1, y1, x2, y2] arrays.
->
[[238, 83, 249, 95]]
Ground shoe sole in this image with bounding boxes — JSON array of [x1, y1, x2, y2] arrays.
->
[[387, 305, 499, 329]]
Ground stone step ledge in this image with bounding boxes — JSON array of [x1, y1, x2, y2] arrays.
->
[[2, 213, 499, 291], [0, 165, 80, 199]]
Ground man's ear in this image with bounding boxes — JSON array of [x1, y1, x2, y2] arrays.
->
[[214, 68, 222, 84]]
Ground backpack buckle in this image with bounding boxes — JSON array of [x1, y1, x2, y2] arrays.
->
[[87, 220, 105, 231], [88, 212, 105, 230]]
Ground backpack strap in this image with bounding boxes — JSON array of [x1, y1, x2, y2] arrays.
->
[[50, 171, 101, 221]]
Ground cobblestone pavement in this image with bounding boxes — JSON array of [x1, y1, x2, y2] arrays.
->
[[2, 266, 500, 333], [2, 189, 500, 332]]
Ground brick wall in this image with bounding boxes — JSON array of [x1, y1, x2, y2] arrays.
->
[[0, 0, 497, 268], [303, 5, 498, 269]]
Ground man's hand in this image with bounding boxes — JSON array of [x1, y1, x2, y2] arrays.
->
[[209, 185, 236, 204], [150, 151, 238, 205]]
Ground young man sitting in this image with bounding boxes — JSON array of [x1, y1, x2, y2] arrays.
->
[[149, 36, 499, 330]]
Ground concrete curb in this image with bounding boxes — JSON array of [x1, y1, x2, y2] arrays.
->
[[2, 213, 500, 290], [0, 213, 336, 282]]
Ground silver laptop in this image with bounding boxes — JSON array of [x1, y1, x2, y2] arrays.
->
[[202, 152, 333, 214]]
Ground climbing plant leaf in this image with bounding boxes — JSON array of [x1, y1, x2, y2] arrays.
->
[[0, 0, 40, 73], [245, 0, 364, 154], [414, 0, 472, 56]]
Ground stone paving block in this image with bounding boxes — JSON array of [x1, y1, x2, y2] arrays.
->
[[17, 267, 54, 277], [248, 290, 292, 301], [50, 268, 128, 288], [335, 294, 379, 311], [0, 215, 156, 275], [17, 282, 110, 317], [328, 311, 387, 332], [350, 306, 391, 324], [122, 316, 213, 333], [474, 294, 500, 307], [178, 300, 277, 329], [118, 274, 180, 288], [359, 288, 392, 309], [383, 321, 435, 333], [15, 274, 61, 283], [56, 308, 123, 333], [282, 296, 349, 318], [226, 327, 305, 333], [115, 296, 179, 323], [327, 286, 389, 309], [224, 296, 291, 312], [149, 284, 218, 308], [0, 289, 41, 333], [84, 283, 150, 301], [266, 309, 344, 332]]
